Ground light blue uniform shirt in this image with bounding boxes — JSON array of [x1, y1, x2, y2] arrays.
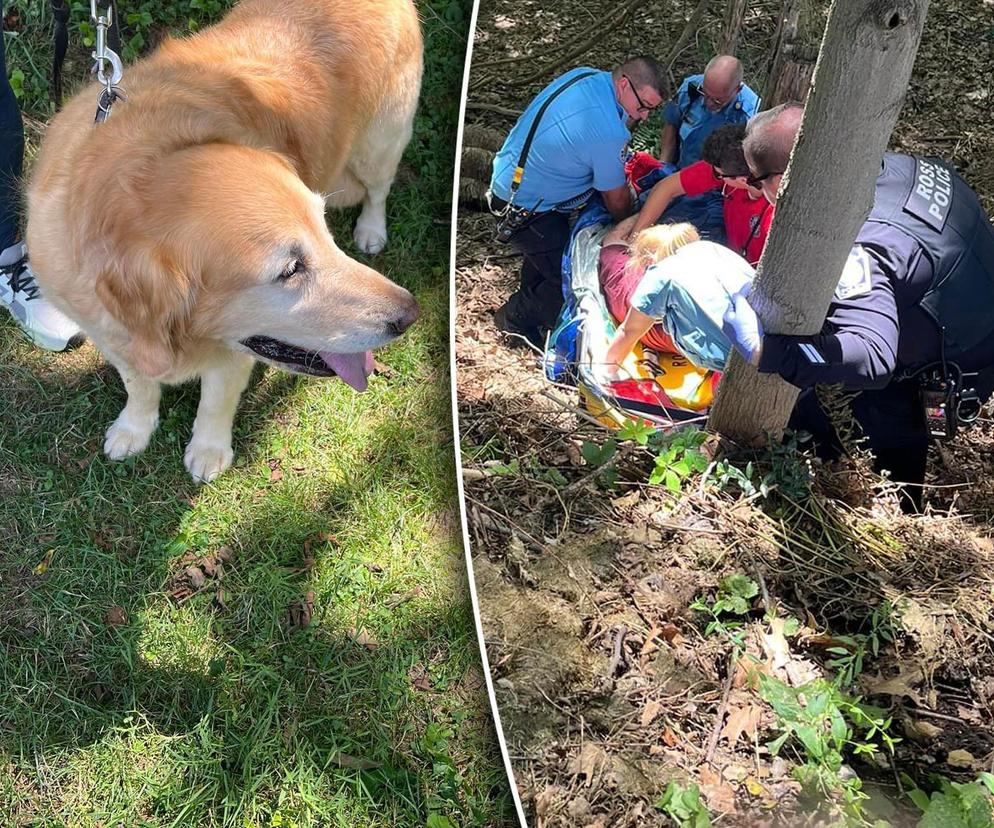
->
[[663, 74, 759, 169], [632, 241, 755, 371], [490, 68, 631, 211]]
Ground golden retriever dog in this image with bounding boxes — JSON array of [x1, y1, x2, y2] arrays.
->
[[25, 0, 423, 482]]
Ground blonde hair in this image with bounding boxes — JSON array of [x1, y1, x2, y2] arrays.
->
[[626, 222, 700, 275]]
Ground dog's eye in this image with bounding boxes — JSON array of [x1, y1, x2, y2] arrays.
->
[[277, 259, 303, 282]]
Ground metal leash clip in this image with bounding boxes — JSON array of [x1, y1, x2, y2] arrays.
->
[[90, 0, 124, 122]]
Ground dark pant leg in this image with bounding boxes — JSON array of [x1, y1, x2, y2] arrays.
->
[[0, 8, 25, 250], [853, 380, 929, 511], [502, 210, 571, 332], [789, 382, 929, 511]]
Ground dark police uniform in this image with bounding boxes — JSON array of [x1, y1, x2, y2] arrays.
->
[[757, 153, 994, 505]]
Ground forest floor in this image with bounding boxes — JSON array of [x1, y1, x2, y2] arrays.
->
[[456, 1, 994, 825]]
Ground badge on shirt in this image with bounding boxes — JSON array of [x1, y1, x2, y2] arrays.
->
[[834, 245, 873, 301]]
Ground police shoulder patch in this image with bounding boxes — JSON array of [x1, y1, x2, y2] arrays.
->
[[834, 245, 873, 301]]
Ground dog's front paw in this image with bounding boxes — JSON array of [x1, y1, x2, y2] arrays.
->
[[104, 417, 157, 460], [184, 441, 233, 483], [354, 220, 388, 255]]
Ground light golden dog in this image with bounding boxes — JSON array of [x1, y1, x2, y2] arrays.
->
[[25, 0, 423, 481]]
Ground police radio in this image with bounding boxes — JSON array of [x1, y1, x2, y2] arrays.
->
[[918, 362, 983, 440], [920, 367, 958, 440]]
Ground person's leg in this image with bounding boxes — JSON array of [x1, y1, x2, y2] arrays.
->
[[0, 13, 83, 351], [0, 7, 25, 251], [498, 210, 571, 337], [853, 381, 930, 512]]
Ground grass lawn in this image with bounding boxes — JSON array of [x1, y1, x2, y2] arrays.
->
[[0, 1, 513, 825]]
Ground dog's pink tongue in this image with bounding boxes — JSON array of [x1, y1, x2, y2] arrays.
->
[[320, 351, 374, 391]]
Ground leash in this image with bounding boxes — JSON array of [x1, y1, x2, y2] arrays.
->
[[49, 0, 125, 122]]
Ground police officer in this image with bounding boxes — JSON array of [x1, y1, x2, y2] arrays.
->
[[722, 103, 994, 510], [489, 57, 664, 347], [660, 55, 760, 170]]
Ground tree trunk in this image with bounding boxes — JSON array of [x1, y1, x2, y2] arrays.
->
[[765, 46, 818, 107], [718, 0, 749, 56], [708, 0, 931, 444], [762, 0, 800, 105]]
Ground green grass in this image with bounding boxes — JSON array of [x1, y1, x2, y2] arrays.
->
[[1, 1, 514, 826]]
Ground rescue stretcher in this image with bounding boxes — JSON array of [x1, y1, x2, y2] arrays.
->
[[544, 201, 719, 430]]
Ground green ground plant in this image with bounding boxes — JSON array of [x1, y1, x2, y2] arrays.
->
[[759, 674, 900, 825], [0, 1, 513, 825], [907, 774, 994, 828], [655, 781, 713, 828], [689, 573, 758, 650]]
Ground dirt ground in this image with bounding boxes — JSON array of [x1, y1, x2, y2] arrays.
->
[[456, 1, 994, 825]]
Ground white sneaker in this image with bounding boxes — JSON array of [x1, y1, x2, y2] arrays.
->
[[0, 242, 85, 352]]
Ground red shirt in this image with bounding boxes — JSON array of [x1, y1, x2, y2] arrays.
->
[[679, 161, 773, 266]]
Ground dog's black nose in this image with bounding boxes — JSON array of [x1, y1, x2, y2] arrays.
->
[[387, 299, 420, 336]]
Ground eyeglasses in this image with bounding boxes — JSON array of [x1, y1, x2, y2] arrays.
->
[[712, 166, 747, 181], [623, 74, 659, 114], [745, 169, 785, 187], [690, 81, 736, 109]]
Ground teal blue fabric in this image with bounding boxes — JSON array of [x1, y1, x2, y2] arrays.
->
[[631, 241, 755, 370]]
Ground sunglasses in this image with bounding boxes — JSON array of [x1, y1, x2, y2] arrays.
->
[[712, 166, 747, 181], [623, 74, 658, 113], [745, 169, 785, 187]]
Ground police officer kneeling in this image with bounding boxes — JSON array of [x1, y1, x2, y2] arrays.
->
[[723, 103, 994, 511]]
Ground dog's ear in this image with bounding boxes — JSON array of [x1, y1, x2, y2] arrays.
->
[[96, 246, 194, 378]]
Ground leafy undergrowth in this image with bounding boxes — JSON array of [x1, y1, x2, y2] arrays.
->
[[457, 0, 994, 825], [0, 1, 516, 826]]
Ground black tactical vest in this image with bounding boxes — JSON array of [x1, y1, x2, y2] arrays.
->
[[859, 153, 994, 363]]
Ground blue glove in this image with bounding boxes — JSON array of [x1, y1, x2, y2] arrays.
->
[[722, 292, 764, 364]]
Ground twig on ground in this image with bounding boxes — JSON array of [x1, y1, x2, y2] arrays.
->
[[607, 624, 629, 678], [704, 652, 735, 764], [465, 494, 551, 553]]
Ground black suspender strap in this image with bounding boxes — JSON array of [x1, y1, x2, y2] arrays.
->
[[508, 70, 597, 204]]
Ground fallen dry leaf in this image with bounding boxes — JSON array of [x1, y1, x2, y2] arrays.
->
[[184, 566, 206, 590], [349, 627, 379, 649], [32, 549, 54, 576], [287, 590, 315, 629], [863, 667, 924, 705], [569, 743, 608, 786], [103, 605, 128, 627], [641, 699, 663, 727], [409, 663, 432, 691], [662, 726, 679, 747], [698, 766, 736, 814], [946, 748, 977, 769], [326, 752, 381, 770], [720, 703, 762, 747]]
